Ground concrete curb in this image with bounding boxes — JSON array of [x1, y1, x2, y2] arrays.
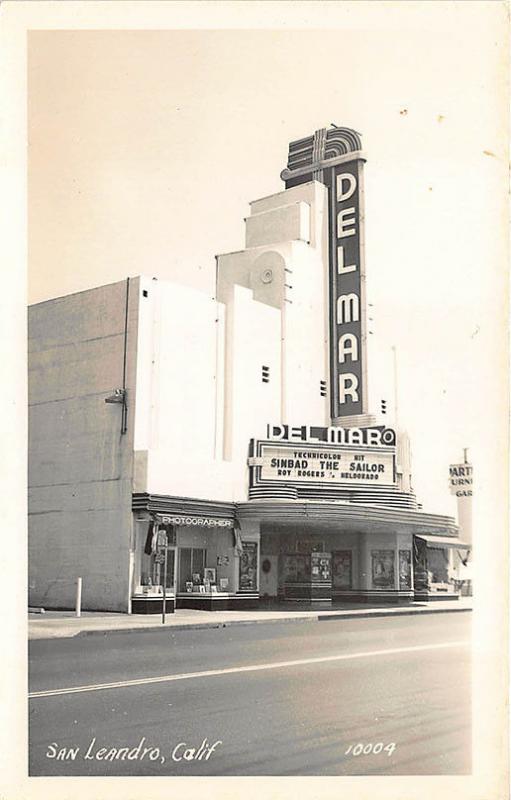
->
[[29, 605, 472, 641], [78, 615, 315, 637], [317, 607, 472, 621]]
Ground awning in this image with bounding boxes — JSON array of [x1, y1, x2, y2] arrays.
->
[[416, 534, 471, 550]]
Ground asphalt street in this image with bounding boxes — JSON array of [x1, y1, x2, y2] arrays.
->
[[29, 612, 471, 776]]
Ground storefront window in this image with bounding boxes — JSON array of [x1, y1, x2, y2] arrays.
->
[[178, 548, 206, 592], [371, 549, 395, 589], [239, 541, 258, 591], [139, 523, 177, 591], [413, 539, 453, 592], [427, 548, 449, 585], [140, 549, 175, 591], [332, 550, 352, 589]]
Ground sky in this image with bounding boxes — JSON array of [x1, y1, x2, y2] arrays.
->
[[26, 8, 508, 516]]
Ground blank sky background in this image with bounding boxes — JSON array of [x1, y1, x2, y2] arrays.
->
[[27, 17, 507, 515]]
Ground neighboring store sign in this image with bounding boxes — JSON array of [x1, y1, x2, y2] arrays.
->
[[448, 463, 473, 497], [266, 423, 396, 447], [330, 161, 366, 418], [158, 515, 234, 528], [254, 441, 396, 487]]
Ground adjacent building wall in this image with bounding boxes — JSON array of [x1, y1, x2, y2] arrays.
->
[[28, 278, 140, 611]]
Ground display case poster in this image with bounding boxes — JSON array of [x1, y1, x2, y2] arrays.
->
[[371, 549, 395, 589], [239, 541, 258, 591], [332, 550, 352, 589], [399, 549, 412, 590], [311, 552, 331, 583]]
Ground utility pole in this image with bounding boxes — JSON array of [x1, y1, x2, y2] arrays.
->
[[162, 546, 168, 624]]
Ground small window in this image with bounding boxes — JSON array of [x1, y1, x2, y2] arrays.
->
[[262, 365, 270, 384], [142, 289, 148, 298]]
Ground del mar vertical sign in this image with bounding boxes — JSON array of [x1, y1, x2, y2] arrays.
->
[[330, 160, 366, 419], [281, 127, 367, 420]]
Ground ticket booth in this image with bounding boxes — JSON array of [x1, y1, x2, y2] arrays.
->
[[281, 551, 332, 602]]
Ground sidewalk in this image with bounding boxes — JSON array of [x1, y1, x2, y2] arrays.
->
[[28, 598, 473, 640]]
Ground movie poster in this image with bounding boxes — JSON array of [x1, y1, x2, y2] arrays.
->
[[371, 550, 395, 589]]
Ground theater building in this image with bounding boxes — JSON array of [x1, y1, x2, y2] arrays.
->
[[28, 126, 468, 613]]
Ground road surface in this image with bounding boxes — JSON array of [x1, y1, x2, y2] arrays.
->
[[29, 612, 471, 775]]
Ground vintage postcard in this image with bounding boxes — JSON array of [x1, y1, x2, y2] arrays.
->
[[0, 2, 508, 799]]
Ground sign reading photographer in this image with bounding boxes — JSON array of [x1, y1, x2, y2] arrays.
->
[[158, 515, 234, 528]]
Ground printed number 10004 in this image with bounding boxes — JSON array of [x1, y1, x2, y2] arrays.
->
[[345, 742, 396, 757]]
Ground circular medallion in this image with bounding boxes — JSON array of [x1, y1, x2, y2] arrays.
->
[[382, 428, 396, 445]]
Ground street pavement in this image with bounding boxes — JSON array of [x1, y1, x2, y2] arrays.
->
[[29, 612, 471, 776]]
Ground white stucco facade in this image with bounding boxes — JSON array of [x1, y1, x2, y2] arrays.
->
[[129, 177, 336, 504]]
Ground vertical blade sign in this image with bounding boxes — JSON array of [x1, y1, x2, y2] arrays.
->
[[330, 160, 366, 419]]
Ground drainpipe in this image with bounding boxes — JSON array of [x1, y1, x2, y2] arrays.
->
[[121, 277, 130, 434]]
